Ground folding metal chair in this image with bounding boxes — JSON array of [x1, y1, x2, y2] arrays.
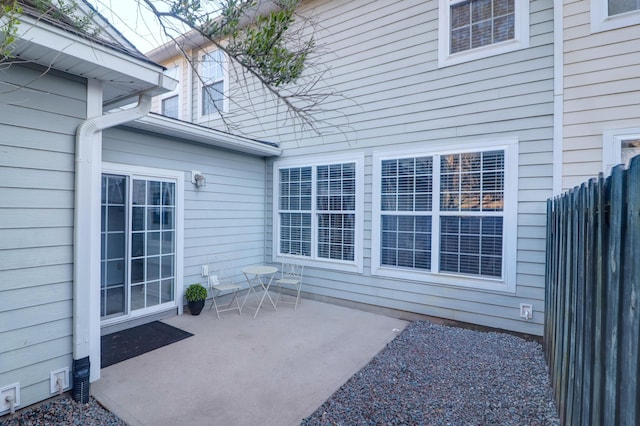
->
[[207, 255, 242, 318], [275, 262, 304, 309]]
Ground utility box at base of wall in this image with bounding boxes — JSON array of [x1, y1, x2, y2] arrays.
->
[[72, 357, 90, 404]]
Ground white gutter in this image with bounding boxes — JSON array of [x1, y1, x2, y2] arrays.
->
[[124, 114, 281, 157], [73, 79, 153, 382]]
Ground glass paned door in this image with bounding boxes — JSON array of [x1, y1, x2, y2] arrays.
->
[[130, 179, 176, 312], [101, 175, 127, 318], [100, 173, 177, 321]]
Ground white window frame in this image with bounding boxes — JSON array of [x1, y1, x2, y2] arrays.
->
[[160, 64, 181, 119], [372, 139, 518, 293], [591, 0, 640, 33], [273, 154, 365, 273], [603, 127, 640, 176], [101, 162, 185, 324], [438, 0, 529, 68], [197, 48, 228, 120]]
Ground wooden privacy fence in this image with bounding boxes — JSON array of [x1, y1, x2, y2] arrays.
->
[[545, 156, 640, 426]]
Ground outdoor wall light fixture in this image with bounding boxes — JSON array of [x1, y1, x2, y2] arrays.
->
[[191, 170, 206, 187]]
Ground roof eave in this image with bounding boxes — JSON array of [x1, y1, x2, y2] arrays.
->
[[3, 14, 175, 105], [123, 114, 282, 157]]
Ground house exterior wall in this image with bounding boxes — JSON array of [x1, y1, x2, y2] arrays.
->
[[273, 0, 555, 336], [154, 0, 556, 335], [102, 126, 269, 289], [0, 63, 268, 412], [562, 0, 640, 189], [0, 64, 85, 412]]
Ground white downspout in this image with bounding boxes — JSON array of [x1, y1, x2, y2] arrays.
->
[[552, 0, 564, 195], [73, 79, 152, 382]]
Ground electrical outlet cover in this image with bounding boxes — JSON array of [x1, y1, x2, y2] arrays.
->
[[50, 368, 70, 394], [520, 303, 533, 319], [1, 383, 20, 413]]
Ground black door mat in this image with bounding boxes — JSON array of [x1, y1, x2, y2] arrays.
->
[[101, 321, 193, 368]]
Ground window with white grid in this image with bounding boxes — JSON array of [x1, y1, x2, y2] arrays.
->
[[450, 0, 515, 54], [160, 65, 180, 119], [316, 163, 356, 261], [275, 157, 362, 270], [279, 167, 312, 256], [200, 49, 226, 116], [439, 0, 529, 67], [374, 144, 515, 289], [380, 157, 433, 270]]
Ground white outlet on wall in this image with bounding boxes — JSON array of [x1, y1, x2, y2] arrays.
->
[[1, 383, 20, 414], [520, 303, 533, 320], [50, 367, 70, 394]]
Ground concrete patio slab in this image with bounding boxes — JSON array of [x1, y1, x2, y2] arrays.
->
[[91, 298, 408, 426]]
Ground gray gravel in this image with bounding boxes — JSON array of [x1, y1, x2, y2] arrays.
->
[[302, 320, 560, 425], [0, 396, 125, 426]]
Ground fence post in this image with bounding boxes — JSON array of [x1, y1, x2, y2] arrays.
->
[[604, 165, 625, 425], [619, 156, 640, 425]]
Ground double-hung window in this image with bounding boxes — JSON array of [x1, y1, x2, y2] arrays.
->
[[591, 0, 640, 32], [438, 0, 529, 67], [200, 49, 226, 116], [373, 141, 517, 292], [161, 65, 180, 119], [274, 155, 363, 272]]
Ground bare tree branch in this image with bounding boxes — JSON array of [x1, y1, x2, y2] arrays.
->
[[2, 0, 352, 138], [138, 0, 338, 135]]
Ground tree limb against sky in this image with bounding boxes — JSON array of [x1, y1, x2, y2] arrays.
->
[[1, 0, 341, 135]]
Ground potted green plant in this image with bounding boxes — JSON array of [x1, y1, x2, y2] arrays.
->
[[185, 283, 208, 315]]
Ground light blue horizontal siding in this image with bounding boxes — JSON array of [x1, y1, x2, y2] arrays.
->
[[0, 65, 81, 412], [256, 0, 554, 335], [562, 0, 640, 189], [103, 126, 269, 290]]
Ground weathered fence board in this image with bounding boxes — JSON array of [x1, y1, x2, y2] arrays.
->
[[545, 156, 640, 425], [620, 158, 639, 425]]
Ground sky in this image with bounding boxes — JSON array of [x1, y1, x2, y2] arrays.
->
[[88, 0, 177, 53]]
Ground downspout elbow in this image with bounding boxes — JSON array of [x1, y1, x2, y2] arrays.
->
[[76, 94, 152, 141]]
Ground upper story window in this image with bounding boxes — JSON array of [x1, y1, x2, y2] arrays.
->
[[450, 0, 514, 53], [609, 0, 640, 15], [273, 155, 364, 273], [161, 66, 180, 119], [200, 49, 226, 116], [603, 127, 640, 175], [162, 95, 179, 119], [439, 0, 529, 67], [591, 0, 640, 32]]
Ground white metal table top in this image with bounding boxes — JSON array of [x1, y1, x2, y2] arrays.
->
[[241, 265, 278, 275]]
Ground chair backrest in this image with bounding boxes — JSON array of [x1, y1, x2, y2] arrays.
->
[[208, 255, 234, 288], [281, 262, 303, 280]]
